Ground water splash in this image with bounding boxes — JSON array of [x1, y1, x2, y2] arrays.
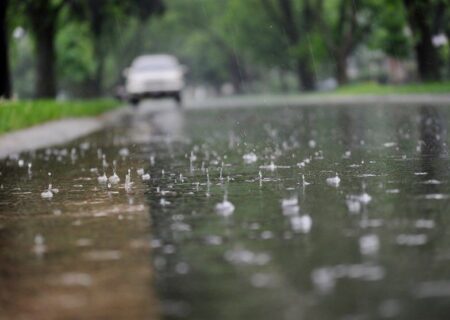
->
[[215, 192, 235, 217], [326, 173, 340, 187]]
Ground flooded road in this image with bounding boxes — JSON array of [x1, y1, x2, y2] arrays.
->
[[2, 101, 450, 319]]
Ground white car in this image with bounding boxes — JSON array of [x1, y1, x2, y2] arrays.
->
[[124, 54, 185, 106]]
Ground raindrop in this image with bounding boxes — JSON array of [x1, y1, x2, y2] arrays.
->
[[33, 234, 46, 256], [302, 174, 310, 186], [260, 161, 277, 171], [326, 173, 340, 187], [281, 197, 298, 208], [119, 147, 129, 157], [109, 161, 120, 184], [41, 188, 53, 199], [125, 169, 133, 192], [97, 173, 107, 184], [215, 192, 235, 217], [290, 215, 312, 233], [160, 198, 170, 206], [109, 172, 120, 184], [359, 234, 380, 255], [243, 152, 258, 164], [346, 198, 361, 214], [396, 234, 427, 246]]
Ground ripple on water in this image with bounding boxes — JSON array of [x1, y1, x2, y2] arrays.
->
[[224, 247, 271, 266], [290, 215, 312, 233], [420, 194, 449, 200], [396, 234, 428, 246], [312, 263, 385, 294], [83, 250, 122, 261], [414, 281, 450, 298], [359, 234, 380, 255], [56, 272, 93, 287]]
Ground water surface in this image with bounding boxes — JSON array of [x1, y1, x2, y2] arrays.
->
[[1, 102, 450, 320]]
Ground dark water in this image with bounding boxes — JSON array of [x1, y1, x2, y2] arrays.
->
[[1, 103, 450, 319], [146, 104, 450, 320]]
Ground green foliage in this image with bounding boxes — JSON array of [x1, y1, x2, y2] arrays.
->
[[0, 99, 120, 134], [56, 21, 95, 84], [6, 0, 450, 97], [333, 81, 450, 95], [8, 33, 34, 98], [369, 0, 411, 58], [140, 0, 243, 88], [226, 0, 291, 68]]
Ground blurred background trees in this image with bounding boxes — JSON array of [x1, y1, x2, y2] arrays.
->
[[0, 0, 11, 99], [403, 0, 448, 81], [1, 0, 449, 99]]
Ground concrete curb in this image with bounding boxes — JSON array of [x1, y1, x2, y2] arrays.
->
[[188, 94, 450, 110], [0, 106, 130, 159]]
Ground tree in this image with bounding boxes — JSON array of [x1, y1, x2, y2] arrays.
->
[[402, 0, 447, 81], [0, 0, 11, 99], [11, 0, 164, 98], [147, 0, 249, 93], [73, 0, 164, 96], [15, 0, 68, 98], [258, 0, 318, 91], [316, 0, 374, 85], [369, 0, 411, 59]]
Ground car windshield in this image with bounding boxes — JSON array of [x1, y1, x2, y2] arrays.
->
[[132, 56, 177, 72]]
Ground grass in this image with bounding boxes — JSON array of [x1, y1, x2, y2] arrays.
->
[[0, 99, 121, 135], [332, 81, 450, 95]]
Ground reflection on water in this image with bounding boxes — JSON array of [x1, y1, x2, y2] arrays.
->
[[419, 105, 447, 157], [2, 103, 450, 319], [0, 117, 160, 319]]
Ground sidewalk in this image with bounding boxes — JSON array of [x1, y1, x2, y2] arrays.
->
[[0, 106, 130, 159]]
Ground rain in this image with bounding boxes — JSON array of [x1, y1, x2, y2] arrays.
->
[[2, 103, 450, 319], [1, 0, 450, 319]]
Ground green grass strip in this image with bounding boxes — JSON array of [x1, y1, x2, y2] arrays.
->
[[0, 99, 121, 135], [333, 81, 450, 95]]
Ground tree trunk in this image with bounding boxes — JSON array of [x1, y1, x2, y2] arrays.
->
[[414, 37, 441, 81], [228, 52, 244, 94], [403, 0, 441, 81], [273, 0, 316, 91], [297, 61, 315, 91], [278, 69, 289, 92], [28, 1, 58, 99], [335, 52, 348, 85], [0, 0, 11, 99], [91, 40, 104, 97], [89, 4, 105, 97], [34, 22, 57, 98]]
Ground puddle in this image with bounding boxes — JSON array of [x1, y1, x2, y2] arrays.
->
[[2, 103, 450, 319]]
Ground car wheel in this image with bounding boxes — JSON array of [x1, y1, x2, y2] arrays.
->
[[174, 92, 182, 107], [130, 97, 140, 107]]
